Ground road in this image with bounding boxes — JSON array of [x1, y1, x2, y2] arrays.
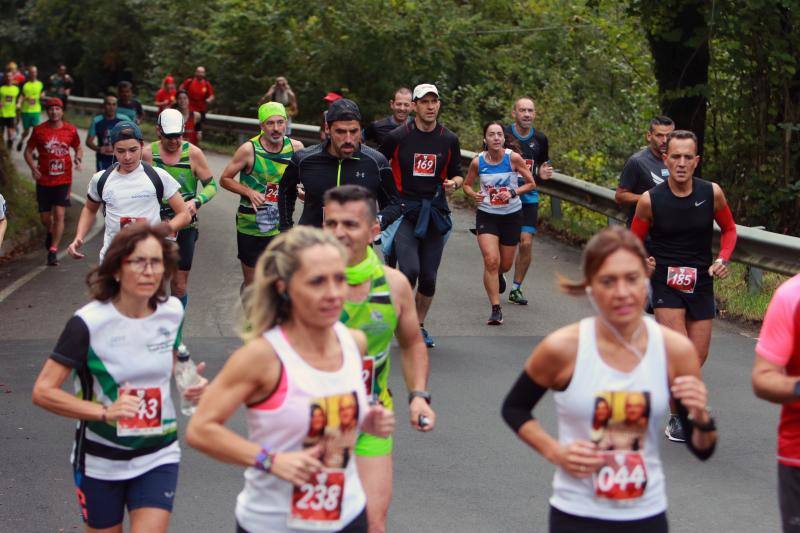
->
[[0, 134, 781, 532]]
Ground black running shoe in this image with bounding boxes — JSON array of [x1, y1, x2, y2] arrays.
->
[[664, 414, 686, 442], [16, 140, 23, 152], [487, 305, 503, 325], [498, 273, 506, 294], [45, 232, 52, 251], [47, 250, 58, 266]]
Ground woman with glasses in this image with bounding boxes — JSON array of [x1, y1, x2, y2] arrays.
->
[[33, 222, 208, 533]]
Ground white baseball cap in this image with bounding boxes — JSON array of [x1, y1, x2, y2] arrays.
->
[[412, 83, 440, 101], [158, 108, 184, 135]]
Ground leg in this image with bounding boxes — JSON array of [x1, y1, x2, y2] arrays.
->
[[356, 454, 393, 533], [51, 205, 66, 249], [477, 233, 501, 305], [654, 307, 688, 336], [126, 463, 177, 533], [685, 319, 713, 366], [394, 220, 421, 289], [76, 473, 126, 533], [171, 271, 190, 300], [499, 244, 517, 274], [513, 232, 533, 284], [241, 263, 255, 288], [39, 210, 53, 233], [415, 225, 446, 323], [129, 508, 171, 533], [779, 463, 800, 533]]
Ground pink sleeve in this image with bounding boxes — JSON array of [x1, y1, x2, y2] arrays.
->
[[756, 281, 800, 366]]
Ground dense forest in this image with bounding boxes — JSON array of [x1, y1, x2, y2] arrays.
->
[[1, 0, 797, 233]]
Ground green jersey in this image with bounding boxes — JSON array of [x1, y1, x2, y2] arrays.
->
[[0, 84, 19, 118], [152, 141, 217, 228], [20, 80, 43, 113], [236, 135, 293, 237]]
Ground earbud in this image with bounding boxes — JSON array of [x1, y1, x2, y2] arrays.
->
[[585, 286, 592, 295]]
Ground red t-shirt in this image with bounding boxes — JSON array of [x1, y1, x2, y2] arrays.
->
[[180, 77, 213, 113], [155, 88, 176, 112], [756, 273, 800, 465], [27, 121, 80, 186]]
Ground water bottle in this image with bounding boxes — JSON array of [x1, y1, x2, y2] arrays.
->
[[175, 343, 200, 416]]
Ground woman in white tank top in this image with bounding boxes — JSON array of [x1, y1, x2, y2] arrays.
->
[[501, 226, 717, 532], [186, 227, 395, 533]]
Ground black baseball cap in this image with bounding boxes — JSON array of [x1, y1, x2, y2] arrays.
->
[[326, 99, 362, 124], [109, 121, 143, 144]]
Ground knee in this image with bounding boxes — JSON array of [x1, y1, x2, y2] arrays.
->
[[518, 239, 533, 254], [418, 276, 436, 297], [171, 278, 187, 297], [398, 261, 420, 286], [483, 256, 500, 272]]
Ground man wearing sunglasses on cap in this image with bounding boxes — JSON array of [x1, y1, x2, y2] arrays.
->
[[142, 108, 217, 309]]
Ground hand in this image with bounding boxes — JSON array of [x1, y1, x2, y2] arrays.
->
[[296, 185, 306, 203], [74, 158, 82, 171], [181, 362, 207, 404], [106, 384, 142, 421], [494, 190, 512, 202], [186, 201, 198, 217], [67, 237, 85, 259], [247, 189, 266, 209], [540, 162, 554, 180], [269, 445, 324, 486], [670, 375, 710, 424], [409, 397, 435, 432], [646, 256, 656, 277], [555, 440, 603, 478], [708, 260, 730, 279], [472, 192, 486, 203], [362, 404, 396, 438], [100, 145, 113, 156], [443, 178, 458, 192], [31, 167, 42, 181]]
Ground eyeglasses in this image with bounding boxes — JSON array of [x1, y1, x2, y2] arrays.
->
[[163, 133, 183, 140], [122, 257, 165, 273]]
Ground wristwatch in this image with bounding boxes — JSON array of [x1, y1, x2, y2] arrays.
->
[[714, 258, 729, 267], [793, 379, 800, 399], [254, 447, 274, 473], [510, 189, 518, 198], [690, 415, 717, 433], [408, 390, 432, 405]]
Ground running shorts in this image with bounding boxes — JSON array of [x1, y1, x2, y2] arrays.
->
[[21, 112, 40, 130], [175, 227, 199, 271], [476, 209, 522, 246], [36, 183, 71, 212], [237, 231, 274, 268], [549, 506, 668, 533], [74, 462, 179, 529], [520, 202, 539, 234], [650, 266, 715, 321], [779, 463, 800, 532], [0, 117, 15, 129]]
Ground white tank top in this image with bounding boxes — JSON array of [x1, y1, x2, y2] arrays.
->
[[477, 149, 522, 215], [550, 317, 669, 520], [235, 322, 369, 532]]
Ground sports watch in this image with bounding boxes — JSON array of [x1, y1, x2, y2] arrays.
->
[[255, 447, 274, 473], [408, 390, 432, 405]]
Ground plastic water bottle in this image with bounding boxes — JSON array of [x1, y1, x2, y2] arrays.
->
[[175, 344, 200, 416]]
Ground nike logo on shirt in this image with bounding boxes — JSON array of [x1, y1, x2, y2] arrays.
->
[[695, 200, 706, 207]]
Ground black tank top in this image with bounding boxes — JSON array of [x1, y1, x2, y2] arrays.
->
[[649, 177, 714, 270]]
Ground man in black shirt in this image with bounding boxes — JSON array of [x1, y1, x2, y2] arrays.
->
[[278, 98, 398, 229], [616, 116, 674, 226], [380, 83, 463, 348], [364, 87, 413, 148]]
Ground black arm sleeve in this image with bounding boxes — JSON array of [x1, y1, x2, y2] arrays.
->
[[540, 133, 549, 166], [378, 134, 396, 162], [501, 371, 548, 433], [50, 315, 90, 370], [377, 158, 399, 211], [447, 136, 462, 178], [676, 399, 716, 461], [278, 155, 300, 231]]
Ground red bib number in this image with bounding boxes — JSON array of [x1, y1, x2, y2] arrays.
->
[[487, 186, 510, 205], [412, 153, 437, 177], [120, 217, 148, 230], [289, 470, 345, 529], [666, 266, 697, 294], [362, 356, 375, 398], [264, 182, 279, 204], [4, 95, 13, 103], [117, 387, 163, 436], [593, 451, 647, 500], [49, 158, 65, 176], [26, 97, 36, 106]]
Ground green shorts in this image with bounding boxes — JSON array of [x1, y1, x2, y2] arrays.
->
[[21, 112, 40, 130], [355, 432, 393, 457]]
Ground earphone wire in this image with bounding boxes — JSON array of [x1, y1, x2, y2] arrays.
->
[[586, 292, 646, 361]]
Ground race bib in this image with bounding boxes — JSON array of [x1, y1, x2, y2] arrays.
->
[[49, 158, 65, 176], [117, 387, 163, 436], [412, 153, 437, 177], [487, 186, 510, 205], [26, 97, 36, 106], [120, 217, 148, 230], [666, 266, 697, 294], [288, 470, 345, 530], [594, 451, 648, 500], [362, 356, 375, 398], [525, 159, 535, 172], [264, 182, 279, 204], [165, 230, 178, 242], [4, 95, 12, 103], [255, 203, 279, 233]]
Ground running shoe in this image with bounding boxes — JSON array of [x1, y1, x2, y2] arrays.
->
[[420, 327, 435, 348], [45, 232, 52, 251], [498, 273, 506, 294], [664, 414, 686, 442], [487, 305, 503, 325], [16, 140, 23, 152], [509, 288, 528, 305], [47, 250, 58, 266]]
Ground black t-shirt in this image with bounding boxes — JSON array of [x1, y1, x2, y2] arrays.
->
[[619, 147, 669, 226], [364, 116, 410, 148], [118, 99, 144, 121], [504, 124, 549, 174], [379, 121, 462, 198], [50, 315, 90, 370]]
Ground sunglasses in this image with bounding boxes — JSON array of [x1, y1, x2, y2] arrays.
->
[[163, 132, 183, 140]]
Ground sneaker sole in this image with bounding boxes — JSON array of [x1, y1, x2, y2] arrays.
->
[[664, 427, 686, 442], [487, 320, 503, 325], [508, 299, 528, 305]]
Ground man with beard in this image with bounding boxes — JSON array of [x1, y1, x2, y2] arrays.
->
[[219, 102, 304, 288], [278, 98, 399, 230], [364, 87, 413, 148]]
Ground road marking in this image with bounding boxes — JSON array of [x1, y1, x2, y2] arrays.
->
[[0, 192, 103, 304]]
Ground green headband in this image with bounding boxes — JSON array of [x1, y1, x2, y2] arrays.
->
[[258, 101, 287, 123]]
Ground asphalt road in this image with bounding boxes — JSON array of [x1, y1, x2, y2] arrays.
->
[[0, 135, 781, 532]]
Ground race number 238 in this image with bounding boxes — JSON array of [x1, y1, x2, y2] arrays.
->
[[117, 387, 163, 436], [412, 153, 437, 177], [666, 266, 698, 294], [289, 470, 345, 529], [593, 451, 647, 500]]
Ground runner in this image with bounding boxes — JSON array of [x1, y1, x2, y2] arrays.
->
[[462, 121, 535, 325], [6, 61, 25, 85], [143, 108, 217, 308], [322, 185, 435, 532], [32, 222, 208, 533], [504, 97, 553, 306], [155, 75, 177, 112], [219, 102, 303, 288], [379, 83, 463, 348], [616, 116, 675, 227], [85, 94, 127, 171], [67, 120, 191, 263], [0, 72, 20, 149], [0, 192, 7, 250], [47, 64, 73, 110], [752, 273, 800, 532], [631, 129, 737, 442], [278, 98, 398, 230], [23, 97, 82, 266], [259, 76, 298, 134], [174, 90, 200, 146], [116, 81, 144, 124], [501, 226, 716, 532], [16, 65, 45, 151], [180, 66, 214, 145], [364, 87, 413, 148], [186, 226, 395, 533]]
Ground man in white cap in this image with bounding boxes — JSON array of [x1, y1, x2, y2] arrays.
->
[[142, 108, 217, 308], [219, 101, 304, 288], [379, 83, 463, 348]]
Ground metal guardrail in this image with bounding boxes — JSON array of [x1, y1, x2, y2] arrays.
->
[[69, 96, 800, 279]]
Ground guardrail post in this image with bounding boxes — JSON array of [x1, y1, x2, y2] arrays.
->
[[608, 217, 622, 227], [550, 196, 562, 221], [747, 266, 763, 295]]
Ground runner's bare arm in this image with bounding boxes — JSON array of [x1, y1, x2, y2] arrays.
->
[[289, 138, 304, 151], [615, 187, 641, 207], [219, 142, 264, 206], [349, 328, 368, 357], [461, 157, 483, 201], [23, 140, 41, 179], [67, 199, 101, 259], [752, 355, 799, 403], [188, 145, 217, 208], [141, 143, 153, 164], [165, 193, 191, 232], [85, 134, 100, 153], [511, 152, 536, 195]]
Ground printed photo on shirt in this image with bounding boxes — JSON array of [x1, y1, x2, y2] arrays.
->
[[591, 391, 650, 452], [302, 392, 359, 469]]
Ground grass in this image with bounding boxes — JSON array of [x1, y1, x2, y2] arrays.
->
[[0, 142, 43, 255]]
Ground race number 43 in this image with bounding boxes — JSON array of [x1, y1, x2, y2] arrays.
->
[[117, 387, 163, 436], [593, 451, 648, 500], [289, 470, 345, 530], [412, 153, 437, 177], [666, 266, 698, 294]]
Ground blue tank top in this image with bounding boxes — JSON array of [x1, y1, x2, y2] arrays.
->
[[477, 149, 522, 215]]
